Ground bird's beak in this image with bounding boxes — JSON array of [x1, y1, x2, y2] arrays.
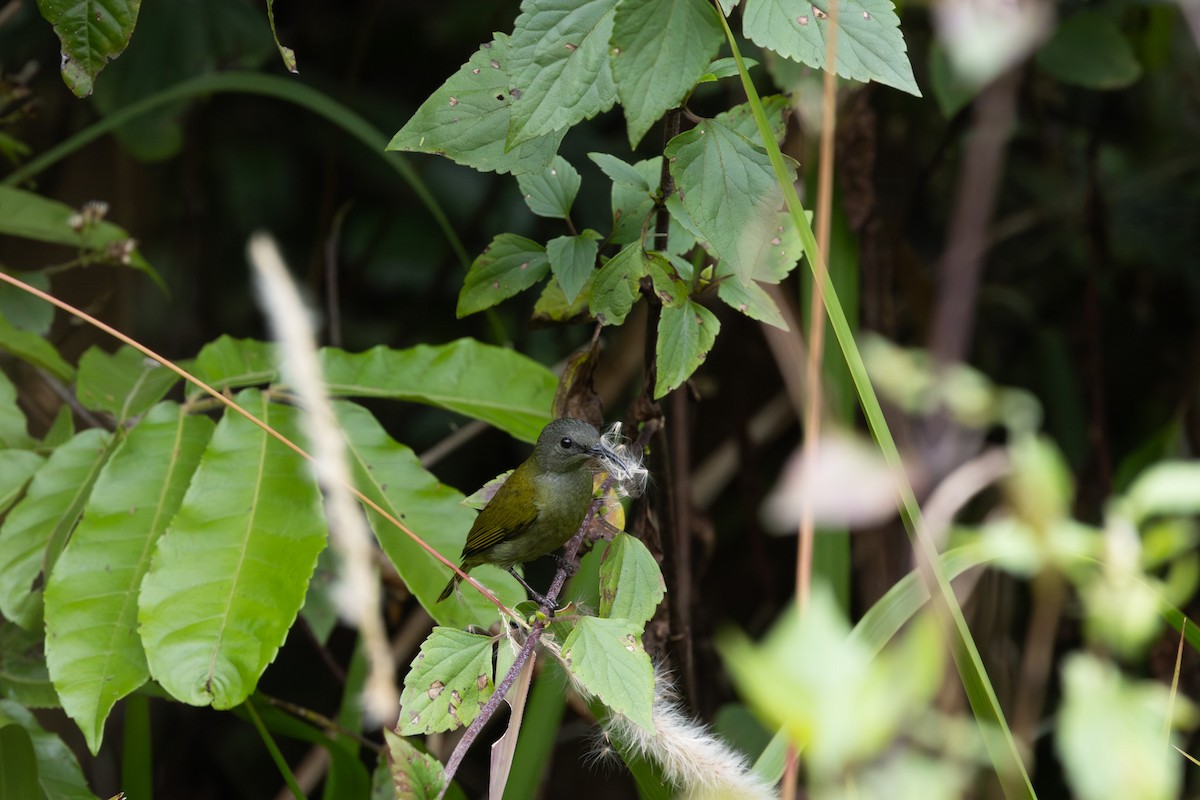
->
[[590, 440, 629, 473]]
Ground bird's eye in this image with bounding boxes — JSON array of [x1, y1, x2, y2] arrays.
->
[[559, 437, 573, 450]]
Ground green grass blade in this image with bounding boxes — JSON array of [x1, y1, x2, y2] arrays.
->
[[717, 14, 1035, 797]]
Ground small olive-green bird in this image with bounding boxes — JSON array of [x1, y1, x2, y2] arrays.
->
[[438, 418, 616, 603]]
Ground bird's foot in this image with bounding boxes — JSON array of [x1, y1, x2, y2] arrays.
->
[[551, 554, 578, 576]]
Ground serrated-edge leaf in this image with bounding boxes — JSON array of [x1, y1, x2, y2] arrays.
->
[[0, 428, 115, 629], [384, 729, 448, 799], [138, 391, 325, 709], [588, 152, 652, 190], [655, 300, 720, 399], [507, 0, 620, 146], [45, 403, 213, 753], [717, 277, 788, 329], [336, 400, 522, 630], [562, 616, 655, 733], [388, 33, 565, 176], [398, 628, 495, 734], [75, 346, 180, 422], [547, 231, 602, 304], [665, 120, 795, 285], [35, 0, 143, 96], [320, 339, 557, 444], [715, 95, 792, 147], [591, 244, 646, 327], [742, 0, 920, 96], [598, 533, 665, 626], [516, 154, 581, 219], [457, 234, 551, 318], [611, 0, 724, 147]]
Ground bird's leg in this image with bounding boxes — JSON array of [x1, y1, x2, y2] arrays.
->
[[506, 566, 551, 607]]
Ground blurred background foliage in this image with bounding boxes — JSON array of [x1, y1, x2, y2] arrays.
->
[[2, 0, 1200, 796]]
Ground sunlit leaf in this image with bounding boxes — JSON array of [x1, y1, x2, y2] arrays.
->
[[383, 729, 447, 799], [398, 628, 495, 735], [597, 533, 664, 627], [75, 346, 180, 423], [562, 616, 655, 733]]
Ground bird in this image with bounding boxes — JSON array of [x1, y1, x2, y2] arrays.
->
[[437, 418, 617, 604]]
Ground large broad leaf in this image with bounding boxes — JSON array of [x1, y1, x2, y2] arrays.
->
[[138, 391, 326, 709], [45, 403, 213, 753], [388, 33, 565, 176], [506, 0, 620, 146], [75, 345, 180, 422], [457, 234, 551, 318], [0, 621, 57, 708], [320, 340, 557, 444], [611, 0, 724, 147], [34, 0, 142, 96], [0, 699, 96, 800], [0, 186, 158, 285], [655, 299, 720, 399], [741, 0, 920, 96], [561, 616, 655, 733], [189, 335, 278, 394], [0, 429, 116, 629], [0, 369, 34, 450], [0, 314, 74, 381], [0, 452, 44, 516], [664, 120, 795, 286], [336, 401, 522, 629]]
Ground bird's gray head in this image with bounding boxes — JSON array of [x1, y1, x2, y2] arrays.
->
[[533, 418, 608, 474]]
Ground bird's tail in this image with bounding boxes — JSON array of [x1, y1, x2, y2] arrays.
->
[[437, 574, 460, 603]]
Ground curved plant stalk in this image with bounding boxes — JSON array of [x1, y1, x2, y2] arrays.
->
[[716, 13, 1036, 798], [0, 271, 512, 619], [1, 72, 469, 270]]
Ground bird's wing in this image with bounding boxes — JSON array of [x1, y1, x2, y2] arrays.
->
[[460, 462, 539, 556]]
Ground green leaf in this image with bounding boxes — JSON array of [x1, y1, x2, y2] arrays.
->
[[41, 404, 76, 448], [611, 0, 724, 147], [717, 277, 787, 329], [0, 699, 96, 800], [321, 339, 557, 444], [0, 621, 57, 708], [0, 709, 38, 800], [34, 0, 142, 96], [507, 0, 620, 146], [0, 314, 74, 381], [591, 244, 647, 327], [0, 428, 115, 629], [398, 628, 495, 735], [265, 0, 298, 72], [598, 533, 664, 627], [1057, 654, 1189, 800], [75, 346, 180, 423], [0, 451, 43, 517], [517, 154, 581, 219], [0, 369, 34, 450], [532, 276, 592, 323], [717, 0, 740, 13], [665, 120, 794, 285], [563, 616, 654, 732], [714, 95, 792, 147], [336, 401, 522, 629], [383, 729, 448, 799], [138, 391, 326, 709], [45, 403, 213, 753], [588, 152, 652, 190], [0, 186, 158, 284], [1036, 12, 1142, 90], [457, 234, 551, 318], [741, 0, 920, 97], [388, 33, 565, 176], [189, 335, 278, 394], [655, 300, 719, 399], [645, 251, 688, 307], [698, 56, 758, 83], [1124, 461, 1200, 524], [0, 269, 52, 335], [547, 230, 602, 304]]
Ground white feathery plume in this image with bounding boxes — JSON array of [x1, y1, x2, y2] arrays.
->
[[248, 233, 398, 726], [600, 422, 649, 499]]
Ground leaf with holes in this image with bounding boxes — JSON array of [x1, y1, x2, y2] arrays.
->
[[507, 0, 620, 146], [742, 0, 920, 96], [457, 234, 550, 318], [611, 0, 724, 147], [398, 628, 495, 735], [665, 120, 795, 286], [45, 403, 212, 753], [655, 300, 719, 398], [383, 729, 447, 799], [388, 33, 565, 175], [34, 0, 143, 96], [138, 391, 325, 709], [562, 616, 654, 733]]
